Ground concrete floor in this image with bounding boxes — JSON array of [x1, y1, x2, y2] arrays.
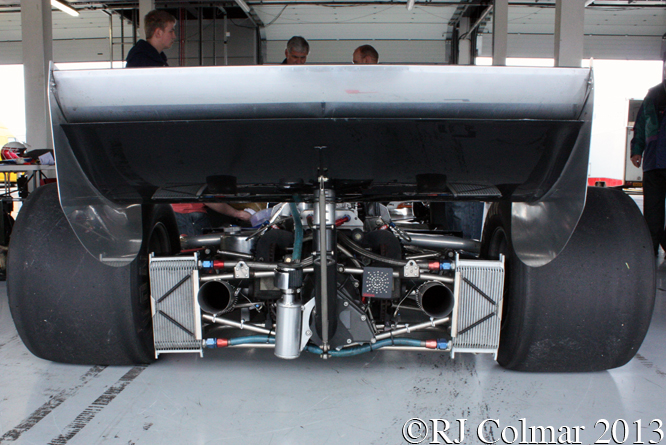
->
[[0, 265, 665, 445]]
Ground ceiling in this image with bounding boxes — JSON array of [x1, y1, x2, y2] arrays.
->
[[250, 2, 665, 41], [1, 0, 664, 63], [3, 1, 664, 40]]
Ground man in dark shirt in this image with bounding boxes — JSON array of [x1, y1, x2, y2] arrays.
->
[[631, 60, 666, 255], [126, 10, 177, 68]]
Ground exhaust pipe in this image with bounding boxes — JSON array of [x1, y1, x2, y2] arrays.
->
[[403, 232, 481, 254], [180, 233, 257, 254], [198, 280, 237, 315], [181, 233, 222, 250], [417, 281, 454, 319]]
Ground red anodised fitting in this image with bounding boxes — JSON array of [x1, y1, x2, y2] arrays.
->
[[425, 340, 438, 349], [213, 260, 225, 269], [335, 215, 351, 227], [428, 262, 440, 270], [217, 339, 229, 348]]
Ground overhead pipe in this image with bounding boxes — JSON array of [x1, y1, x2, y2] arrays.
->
[[459, 4, 493, 39], [120, 12, 124, 63], [223, 12, 228, 65], [132, 8, 137, 44], [198, 6, 203, 66], [102, 10, 114, 68], [179, 8, 186, 66]]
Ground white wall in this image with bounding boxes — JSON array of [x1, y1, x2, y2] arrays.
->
[[163, 19, 256, 67], [478, 34, 664, 61], [586, 59, 663, 182], [0, 12, 258, 66], [0, 65, 26, 143], [477, 57, 663, 182]]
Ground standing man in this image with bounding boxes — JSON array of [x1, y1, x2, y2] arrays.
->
[[282, 36, 309, 65], [124, 10, 250, 235], [630, 60, 666, 255], [126, 10, 177, 68], [352, 45, 379, 64]]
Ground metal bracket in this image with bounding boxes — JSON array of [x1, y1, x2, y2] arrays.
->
[[234, 261, 250, 279], [402, 259, 420, 278], [300, 298, 316, 351]]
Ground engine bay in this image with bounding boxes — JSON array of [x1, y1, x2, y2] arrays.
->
[[149, 180, 505, 360]]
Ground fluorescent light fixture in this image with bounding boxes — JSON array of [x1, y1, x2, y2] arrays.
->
[[406, 0, 415, 10], [51, 0, 79, 17], [234, 0, 251, 14]]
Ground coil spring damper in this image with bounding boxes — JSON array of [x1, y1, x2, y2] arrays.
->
[[313, 256, 338, 342], [274, 263, 304, 359], [314, 186, 338, 350]]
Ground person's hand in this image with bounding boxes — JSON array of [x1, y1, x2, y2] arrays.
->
[[631, 154, 642, 168], [235, 210, 252, 222]]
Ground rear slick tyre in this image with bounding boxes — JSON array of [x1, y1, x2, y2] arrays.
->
[[7, 183, 180, 365], [482, 187, 655, 372]]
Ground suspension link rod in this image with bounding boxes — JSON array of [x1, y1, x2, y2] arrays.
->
[[375, 317, 450, 341]]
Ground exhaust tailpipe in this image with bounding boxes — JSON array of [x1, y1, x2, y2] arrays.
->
[[417, 281, 454, 319], [197, 280, 237, 315]]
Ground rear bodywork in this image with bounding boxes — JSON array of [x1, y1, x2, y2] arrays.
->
[[49, 65, 593, 268], [18, 64, 651, 368]]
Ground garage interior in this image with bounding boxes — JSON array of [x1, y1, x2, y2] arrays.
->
[[1, 1, 666, 444]]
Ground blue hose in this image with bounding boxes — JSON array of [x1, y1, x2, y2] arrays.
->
[[289, 200, 303, 262], [305, 338, 425, 357], [228, 335, 275, 346], [217, 336, 447, 356]]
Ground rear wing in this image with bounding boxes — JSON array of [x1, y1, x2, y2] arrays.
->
[[49, 64, 593, 267]]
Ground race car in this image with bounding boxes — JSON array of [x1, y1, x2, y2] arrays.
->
[[7, 64, 655, 372]]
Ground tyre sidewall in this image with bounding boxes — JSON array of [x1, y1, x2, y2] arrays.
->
[[8, 184, 180, 365], [482, 188, 655, 372]]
